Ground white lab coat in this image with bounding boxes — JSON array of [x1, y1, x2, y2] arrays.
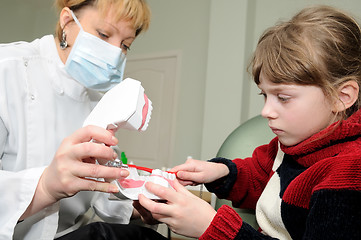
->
[[0, 35, 133, 240]]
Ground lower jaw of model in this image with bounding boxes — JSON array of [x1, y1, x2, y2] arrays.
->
[[112, 167, 176, 200]]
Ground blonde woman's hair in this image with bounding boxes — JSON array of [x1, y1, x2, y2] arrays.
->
[[55, 0, 150, 41], [250, 5, 361, 119]]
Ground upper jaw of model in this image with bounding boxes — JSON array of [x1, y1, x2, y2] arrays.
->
[[83, 77, 152, 132], [112, 167, 176, 200]]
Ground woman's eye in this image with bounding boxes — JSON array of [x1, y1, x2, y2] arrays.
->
[[97, 30, 109, 39], [121, 41, 131, 52]]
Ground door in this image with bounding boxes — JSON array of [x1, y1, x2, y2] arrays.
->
[[116, 54, 179, 169]]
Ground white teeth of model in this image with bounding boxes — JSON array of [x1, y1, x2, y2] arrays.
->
[[141, 99, 152, 131], [160, 170, 175, 180], [113, 167, 176, 200]]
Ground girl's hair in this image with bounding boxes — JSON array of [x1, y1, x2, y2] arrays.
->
[[55, 0, 150, 41], [250, 5, 361, 119]]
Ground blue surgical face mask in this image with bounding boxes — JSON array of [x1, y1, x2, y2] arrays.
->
[[65, 11, 126, 92]]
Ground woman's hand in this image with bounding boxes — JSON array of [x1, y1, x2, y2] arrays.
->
[[170, 158, 229, 186], [20, 125, 129, 220], [138, 180, 217, 238]]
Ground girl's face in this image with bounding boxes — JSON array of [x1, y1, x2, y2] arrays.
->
[[58, 6, 136, 63], [258, 72, 337, 146]]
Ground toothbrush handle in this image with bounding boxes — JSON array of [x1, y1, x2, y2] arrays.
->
[[125, 164, 178, 175], [126, 164, 153, 173]]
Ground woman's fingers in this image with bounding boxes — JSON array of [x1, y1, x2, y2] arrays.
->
[[75, 178, 119, 193], [72, 161, 129, 179], [65, 140, 117, 162], [65, 125, 118, 146], [43, 125, 126, 201]]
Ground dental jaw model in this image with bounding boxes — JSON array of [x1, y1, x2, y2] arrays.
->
[[107, 160, 176, 200], [83, 78, 152, 131], [83, 78, 175, 199], [116, 168, 176, 200]]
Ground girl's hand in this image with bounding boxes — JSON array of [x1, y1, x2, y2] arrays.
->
[[21, 126, 129, 220], [138, 180, 217, 238], [170, 158, 229, 186], [132, 200, 161, 225]]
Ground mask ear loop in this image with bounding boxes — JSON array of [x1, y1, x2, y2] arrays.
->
[[70, 10, 83, 30], [60, 10, 82, 50]]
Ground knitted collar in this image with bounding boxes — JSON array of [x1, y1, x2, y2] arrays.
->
[[280, 108, 361, 167]]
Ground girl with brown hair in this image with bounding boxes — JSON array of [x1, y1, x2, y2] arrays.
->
[[137, 5, 361, 240]]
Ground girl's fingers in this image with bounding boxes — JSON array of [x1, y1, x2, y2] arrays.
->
[[169, 159, 197, 172], [176, 170, 203, 183], [138, 193, 173, 217], [150, 213, 170, 224], [144, 182, 180, 204], [176, 179, 196, 186], [142, 180, 195, 207], [133, 201, 160, 225], [172, 179, 196, 197]]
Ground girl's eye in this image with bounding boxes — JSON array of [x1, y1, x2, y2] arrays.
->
[[258, 92, 267, 99], [278, 94, 290, 102]]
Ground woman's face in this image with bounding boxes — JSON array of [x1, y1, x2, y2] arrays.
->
[[57, 5, 136, 63]]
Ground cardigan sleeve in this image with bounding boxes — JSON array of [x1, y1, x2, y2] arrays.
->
[[206, 137, 279, 209], [199, 205, 278, 240]]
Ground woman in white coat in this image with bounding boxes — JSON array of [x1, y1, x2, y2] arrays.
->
[[0, 0, 158, 239]]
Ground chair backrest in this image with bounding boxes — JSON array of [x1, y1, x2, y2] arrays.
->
[[215, 115, 274, 229], [217, 115, 274, 159]]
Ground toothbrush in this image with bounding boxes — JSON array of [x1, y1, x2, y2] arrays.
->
[[124, 163, 154, 173], [106, 159, 176, 174]]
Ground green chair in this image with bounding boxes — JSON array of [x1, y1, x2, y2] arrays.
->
[[215, 115, 274, 229]]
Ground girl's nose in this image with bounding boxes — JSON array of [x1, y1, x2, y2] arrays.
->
[[261, 100, 277, 119]]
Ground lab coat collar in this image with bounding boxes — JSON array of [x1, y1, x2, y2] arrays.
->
[[38, 35, 90, 102]]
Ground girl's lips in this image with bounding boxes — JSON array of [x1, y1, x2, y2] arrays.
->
[[270, 127, 283, 134]]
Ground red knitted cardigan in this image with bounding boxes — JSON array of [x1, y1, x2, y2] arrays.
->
[[200, 109, 361, 240]]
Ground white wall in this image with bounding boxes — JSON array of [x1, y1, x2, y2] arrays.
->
[[0, 0, 56, 43], [130, 0, 211, 165], [2, 0, 361, 166]]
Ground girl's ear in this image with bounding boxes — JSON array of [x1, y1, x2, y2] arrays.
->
[[59, 7, 73, 29], [333, 80, 359, 112]]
